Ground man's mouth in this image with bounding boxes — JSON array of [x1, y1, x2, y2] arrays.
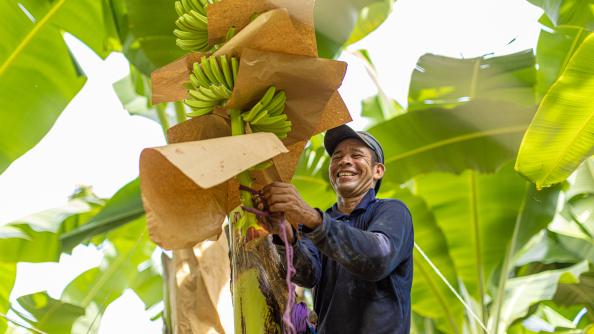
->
[[337, 171, 357, 177]]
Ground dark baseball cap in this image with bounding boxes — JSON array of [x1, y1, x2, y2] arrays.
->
[[324, 124, 384, 193]]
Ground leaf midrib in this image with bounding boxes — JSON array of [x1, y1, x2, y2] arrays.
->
[[385, 126, 527, 164], [0, 0, 68, 77]]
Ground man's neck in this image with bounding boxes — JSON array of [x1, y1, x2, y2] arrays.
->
[[337, 192, 368, 214]]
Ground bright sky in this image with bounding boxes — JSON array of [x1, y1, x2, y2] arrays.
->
[[1, 0, 543, 332]]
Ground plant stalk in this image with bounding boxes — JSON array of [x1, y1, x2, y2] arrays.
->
[[174, 101, 187, 124], [229, 108, 276, 333], [155, 103, 170, 137]]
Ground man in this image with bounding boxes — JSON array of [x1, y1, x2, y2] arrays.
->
[[263, 124, 414, 333]]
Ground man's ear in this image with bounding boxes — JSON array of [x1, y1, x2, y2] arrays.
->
[[373, 163, 385, 180]]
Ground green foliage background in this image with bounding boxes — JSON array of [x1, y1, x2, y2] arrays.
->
[[1, 0, 594, 333]]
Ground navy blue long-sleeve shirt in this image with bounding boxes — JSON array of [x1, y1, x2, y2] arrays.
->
[[276, 189, 414, 333]]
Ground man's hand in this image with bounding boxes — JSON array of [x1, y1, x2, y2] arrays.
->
[[262, 182, 323, 230]]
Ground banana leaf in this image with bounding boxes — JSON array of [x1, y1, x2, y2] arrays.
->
[[13, 292, 85, 334], [60, 178, 145, 252], [368, 100, 536, 184], [61, 218, 156, 310], [0, 199, 99, 263], [413, 164, 528, 306], [0, 262, 16, 333], [566, 157, 594, 200], [407, 50, 536, 111], [109, 0, 185, 75], [393, 189, 464, 334], [535, 16, 591, 97], [554, 270, 594, 310], [315, 0, 394, 58], [0, 1, 88, 175], [527, 0, 594, 30], [515, 32, 594, 189], [497, 261, 590, 331]]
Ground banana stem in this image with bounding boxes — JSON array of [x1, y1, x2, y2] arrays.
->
[[155, 103, 170, 137], [229, 109, 259, 234], [174, 101, 187, 124]]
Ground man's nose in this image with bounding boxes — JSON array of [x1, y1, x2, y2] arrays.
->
[[338, 155, 353, 166]]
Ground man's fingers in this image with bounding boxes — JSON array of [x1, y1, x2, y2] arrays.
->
[[269, 202, 292, 213], [265, 194, 294, 206]]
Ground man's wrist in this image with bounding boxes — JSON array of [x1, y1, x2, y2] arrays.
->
[[303, 207, 323, 230]]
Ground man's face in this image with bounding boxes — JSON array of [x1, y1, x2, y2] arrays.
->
[[329, 138, 385, 198]]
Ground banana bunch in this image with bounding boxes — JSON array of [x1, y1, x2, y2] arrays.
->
[[173, 0, 217, 51], [185, 55, 239, 117], [242, 87, 292, 139]]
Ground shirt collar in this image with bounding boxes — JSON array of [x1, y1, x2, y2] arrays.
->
[[328, 188, 377, 219]]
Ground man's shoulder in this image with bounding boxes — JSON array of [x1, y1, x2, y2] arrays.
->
[[373, 198, 411, 215]]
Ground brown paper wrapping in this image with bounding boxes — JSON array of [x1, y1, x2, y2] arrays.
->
[[164, 233, 231, 333], [152, 8, 315, 105], [212, 8, 315, 58], [140, 132, 288, 249], [207, 0, 316, 53]]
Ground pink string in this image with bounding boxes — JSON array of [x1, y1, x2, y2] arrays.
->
[[279, 217, 296, 334]]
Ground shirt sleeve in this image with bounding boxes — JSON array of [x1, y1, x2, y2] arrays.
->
[[274, 235, 322, 288], [304, 200, 413, 281]]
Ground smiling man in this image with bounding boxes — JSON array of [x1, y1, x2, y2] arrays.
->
[[263, 124, 414, 334]]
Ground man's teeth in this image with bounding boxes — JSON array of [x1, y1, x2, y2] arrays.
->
[[338, 172, 355, 176]]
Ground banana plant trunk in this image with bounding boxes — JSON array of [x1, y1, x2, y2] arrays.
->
[[229, 109, 288, 333]]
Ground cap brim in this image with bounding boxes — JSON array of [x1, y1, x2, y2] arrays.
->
[[324, 125, 365, 156]]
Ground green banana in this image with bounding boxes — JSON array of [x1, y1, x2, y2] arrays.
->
[[231, 57, 239, 84], [250, 109, 270, 125], [259, 86, 276, 106], [209, 56, 226, 86], [252, 114, 288, 126], [192, 63, 211, 86], [173, 0, 217, 52], [198, 86, 219, 100], [184, 55, 238, 118], [184, 98, 218, 108], [219, 55, 233, 89], [200, 56, 218, 83], [242, 102, 264, 122], [241, 87, 291, 139]]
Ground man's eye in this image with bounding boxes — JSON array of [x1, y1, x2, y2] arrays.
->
[[332, 156, 342, 160]]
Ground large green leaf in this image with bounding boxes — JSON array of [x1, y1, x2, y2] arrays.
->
[[0, 2, 81, 174], [497, 261, 590, 331], [343, 0, 393, 46], [315, 0, 394, 58], [527, 0, 594, 30], [554, 270, 594, 310], [566, 157, 594, 200], [13, 291, 85, 334], [535, 18, 591, 97], [391, 189, 463, 334], [407, 50, 536, 111], [413, 164, 527, 307], [368, 100, 536, 184], [61, 218, 156, 310], [60, 178, 145, 252], [0, 0, 121, 175], [0, 199, 96, 263], [0, 262, 16, 333], [109, 0, 185, 75], [515, 33, 594, 189], [514, 230, 583, 267]]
